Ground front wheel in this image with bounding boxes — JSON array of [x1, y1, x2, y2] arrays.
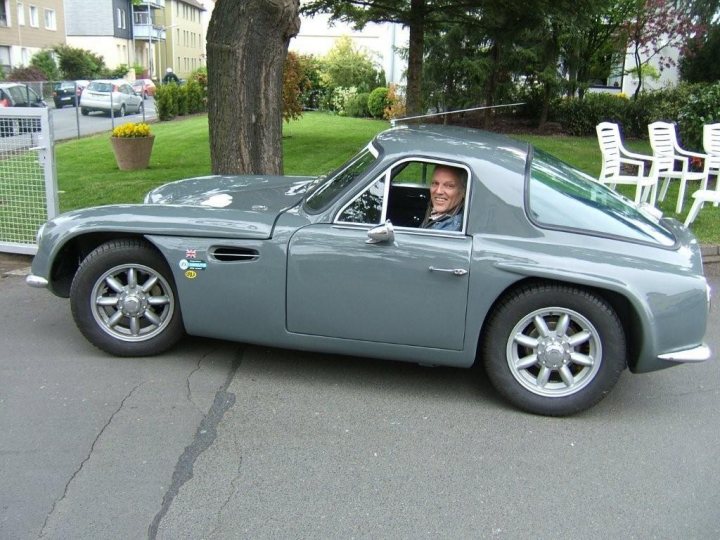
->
[[81, 107, 89, 116], [482, 283, 626, 416], [70, 239, 184, 357]]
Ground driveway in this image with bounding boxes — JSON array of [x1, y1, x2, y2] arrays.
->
[[1, 264, 719, 539]]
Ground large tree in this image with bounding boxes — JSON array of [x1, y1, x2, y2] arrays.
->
[[207, 0, 300, 175]]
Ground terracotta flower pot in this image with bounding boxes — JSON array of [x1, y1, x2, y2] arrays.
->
[[110, 135, 155, 170]]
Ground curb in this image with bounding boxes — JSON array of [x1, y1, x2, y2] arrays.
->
[[701, 244, 720, 265]]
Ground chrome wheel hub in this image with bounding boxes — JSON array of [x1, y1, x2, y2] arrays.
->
[[90, 264, 174, 342], [506, 308, 602, 398]]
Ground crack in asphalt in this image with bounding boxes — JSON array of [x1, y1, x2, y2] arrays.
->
[[208, 453, 244, 540], [186, 351, 214, 415], [38, 383, 143, 539], [148, 348, 243, 539]]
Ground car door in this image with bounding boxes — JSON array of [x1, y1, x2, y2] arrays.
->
[[286, 159, 472, 351]]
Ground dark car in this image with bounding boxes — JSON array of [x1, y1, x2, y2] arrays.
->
[[0, 82, 47, 136], [52, 80, 89, 108]]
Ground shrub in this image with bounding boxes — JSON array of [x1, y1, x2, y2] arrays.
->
[[30, 50, 60, 81], [384, 84, 406, 120], [344, 92, 370, 117], [155, 84, 178, 121], [184, 79, 205, 114], [556, 93, 632, 136], [367, 87, 389, 118], [6, 66, 46, 81]]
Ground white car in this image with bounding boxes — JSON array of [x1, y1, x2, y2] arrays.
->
[[80, 80, 143, 117]]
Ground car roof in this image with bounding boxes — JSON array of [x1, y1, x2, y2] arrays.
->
[[373, 124, 530, 175]]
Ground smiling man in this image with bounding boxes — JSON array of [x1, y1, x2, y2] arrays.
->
[[421, 164, 467, 231]]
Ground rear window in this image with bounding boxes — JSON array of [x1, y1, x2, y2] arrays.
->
[[87, 82, 114, 92], [528, 148, 676, 247]]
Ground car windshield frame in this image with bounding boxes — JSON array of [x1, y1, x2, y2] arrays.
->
[[526, 147, 677, 248], [303, 143, 380, 213]]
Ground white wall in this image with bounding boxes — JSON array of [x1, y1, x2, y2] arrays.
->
[[66, 36, 133, 72]]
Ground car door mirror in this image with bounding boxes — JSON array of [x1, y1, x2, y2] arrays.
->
[[366, 220, 395, 244]]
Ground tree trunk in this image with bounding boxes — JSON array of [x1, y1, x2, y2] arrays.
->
[[405, 0, 425, 116], [207, 0, 300, 175], [483, 42, 500, 129]]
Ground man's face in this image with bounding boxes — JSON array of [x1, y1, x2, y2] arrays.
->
[[430, 167, 464, 214]]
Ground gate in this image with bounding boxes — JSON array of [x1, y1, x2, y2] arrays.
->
[[0, 107, 56, 255]]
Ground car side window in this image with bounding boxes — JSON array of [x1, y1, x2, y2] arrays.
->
[[337, 175, 386, 224], [336, 159, 469, 232]]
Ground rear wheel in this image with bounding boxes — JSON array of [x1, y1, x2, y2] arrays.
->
[[81, 107, 89, 116], [482, 283, 626, 416], [70, 239, 184, 357]]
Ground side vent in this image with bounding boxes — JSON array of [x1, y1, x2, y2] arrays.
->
[[210, 246, 260, 262]]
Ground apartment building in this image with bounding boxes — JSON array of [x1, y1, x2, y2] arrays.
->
[[155, 0, 207, 79], [0, 0, 65, 73], [63, 0, 132, 73]]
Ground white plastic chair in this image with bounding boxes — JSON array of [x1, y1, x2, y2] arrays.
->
[[596, 122, 657, 204], [684, 124, 720, 227], [702, 123, 720, 190], [648, 121, 709, 213]]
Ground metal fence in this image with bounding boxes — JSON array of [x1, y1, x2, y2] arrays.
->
[[0, 107, 57, 254]]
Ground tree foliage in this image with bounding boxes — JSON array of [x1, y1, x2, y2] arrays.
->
[[30, 50, 60, 80], [283, 51, 311, 122], [321, 36, 384, 91], [54, 45, 108, 80]]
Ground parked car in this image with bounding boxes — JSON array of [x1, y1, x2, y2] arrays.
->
[[51, 80, 89, 108], [79, 80, 143, 116], [26, 125, 712, 416], [0, 82, 47, 136], [132, 78, 156, 99]]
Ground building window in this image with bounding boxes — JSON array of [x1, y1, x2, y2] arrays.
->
[[16, 2, 23, 25], [117, 8, 126, 29], [28, 4, 37, 27], [0, 1, 8, 27], [44, 8, 54, 30], [0, 45, 11, 72], [21, 47, 29, 65]]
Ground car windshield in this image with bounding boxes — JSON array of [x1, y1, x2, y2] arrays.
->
[[528, 148, 676, 246], [304, 146, 378, 212], [88, 82, 114, 92]]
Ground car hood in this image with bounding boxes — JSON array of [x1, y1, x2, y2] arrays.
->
[[145, 174, 314, 212]]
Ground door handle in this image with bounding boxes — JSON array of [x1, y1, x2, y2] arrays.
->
[[429, 266, 468, 276]]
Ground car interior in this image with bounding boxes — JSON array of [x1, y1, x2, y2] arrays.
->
[[337, 159, 469, 231]]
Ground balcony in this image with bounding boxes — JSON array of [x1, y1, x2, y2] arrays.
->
[[133, 23, 166, 41], [134, 0, 165, 8]]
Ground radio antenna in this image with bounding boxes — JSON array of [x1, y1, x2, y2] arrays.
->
[[390, 103, 525, 127]]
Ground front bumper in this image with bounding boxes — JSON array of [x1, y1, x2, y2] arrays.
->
[[658, 344, 711, 363]]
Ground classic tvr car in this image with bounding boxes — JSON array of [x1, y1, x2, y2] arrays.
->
[[27, 125, 712, 416]]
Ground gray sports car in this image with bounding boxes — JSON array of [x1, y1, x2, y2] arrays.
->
[[27, 125, 711, 416]]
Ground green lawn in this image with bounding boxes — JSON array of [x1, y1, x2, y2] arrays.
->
[[54, 112, 719, 243]]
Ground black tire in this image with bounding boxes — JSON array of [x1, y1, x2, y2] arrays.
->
[[138, 101, 144, 114], [118, 104, 126, 117], [482, 283, 626, 416], [81, 107, 89, 116], [70, 239, 184, 357]]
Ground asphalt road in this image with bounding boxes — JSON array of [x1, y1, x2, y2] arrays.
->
[[1, 269, 719, 539], [50, 99, 157, 141]]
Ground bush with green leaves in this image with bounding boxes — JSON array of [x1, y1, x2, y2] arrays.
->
[[556, 93, 633, 136], [155, 84, 178, 121], [367, 87, 390, 118], [344, 92, 370, 117], [30, 50, 60, 80]]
